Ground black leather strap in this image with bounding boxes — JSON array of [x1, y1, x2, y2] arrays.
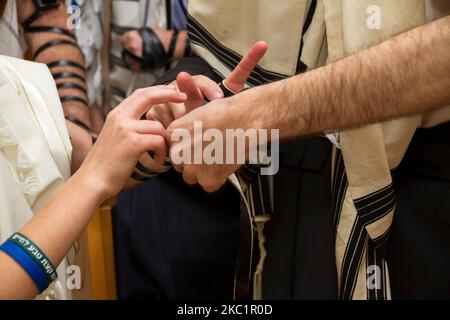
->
[[33, 39, 81, 60], [52, 71, 85, 82], [135, 161, 156, 176], [56, 82, 87, 95], [219, 81, 237, 97], [60, 96, 88, 107], [47, 60, 85, 72], [122, 28, 168, 71], [167, 30, 179, 60], [122, 48, 145, 66], [65, 116, 91, 132], [22, 0, 61, 28], [25, 26, 76, 40]]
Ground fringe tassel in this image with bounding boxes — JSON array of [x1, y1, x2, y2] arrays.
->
[[252, 215, 270, 300]]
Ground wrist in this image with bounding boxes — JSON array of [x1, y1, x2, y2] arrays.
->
[[71, 168, 110, 205]]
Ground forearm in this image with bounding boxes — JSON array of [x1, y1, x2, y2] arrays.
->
[[234, 15, 450, 139], [0, 171, 105, 299], [18, 0, 91, 128]]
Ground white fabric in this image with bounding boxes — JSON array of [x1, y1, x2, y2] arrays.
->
[[0, 56, 73, 300], [0, 0, 26, 58]]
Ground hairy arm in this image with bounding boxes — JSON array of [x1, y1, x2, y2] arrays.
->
[[227, 15, 450, 139], [167, 17, 450, 191]]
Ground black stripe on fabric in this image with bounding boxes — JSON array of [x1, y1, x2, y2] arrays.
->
[[339, 221, 369, 299], [296, 0, 317, 73], [332, 150, 348, 230], [354, 183, 394, 207], [367, 239, 376, 300], [366, 240, 386, 300], [339, 183, 395, 299], [187, 14, 286, 86], [372, 227, 390, 248]]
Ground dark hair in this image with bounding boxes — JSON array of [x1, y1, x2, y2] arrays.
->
[[0, 1, 7, 20]]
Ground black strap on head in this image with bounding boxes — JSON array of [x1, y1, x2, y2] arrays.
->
[[33, 39, 82, 60], [121, 28, 167, 71], [22, 0, 61, 28], [25, 26, 76, 40]]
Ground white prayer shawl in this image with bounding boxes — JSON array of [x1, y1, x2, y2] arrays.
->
[[188, 0, 450, 299], [0, 56, 74, 300]]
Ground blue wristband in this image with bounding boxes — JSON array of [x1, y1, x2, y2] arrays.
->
[[0, 240, 49, 293]]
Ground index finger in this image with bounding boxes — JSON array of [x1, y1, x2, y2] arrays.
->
[[225, 41, 268, 93], [120, 86, 187, 119]]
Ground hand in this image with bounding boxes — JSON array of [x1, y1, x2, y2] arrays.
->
[[166, 41, 268, 192], [147, 41, 268, 127], [122, 28, 183, 71], [77, 86, 186, 200], [146, 73, 226, 128]]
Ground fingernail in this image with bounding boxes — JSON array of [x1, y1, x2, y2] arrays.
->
[[167, 85, 176, 90], [211, 91, 224, 99]]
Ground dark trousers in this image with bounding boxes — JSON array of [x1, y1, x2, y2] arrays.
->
[[388, 121, 450, 299], [112, 170, 240, 299], [263, 137, 339, 299]]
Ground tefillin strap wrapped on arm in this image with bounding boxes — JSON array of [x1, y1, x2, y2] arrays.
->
[[22, 0, 91, 131], [122, 28, 180, 71]]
